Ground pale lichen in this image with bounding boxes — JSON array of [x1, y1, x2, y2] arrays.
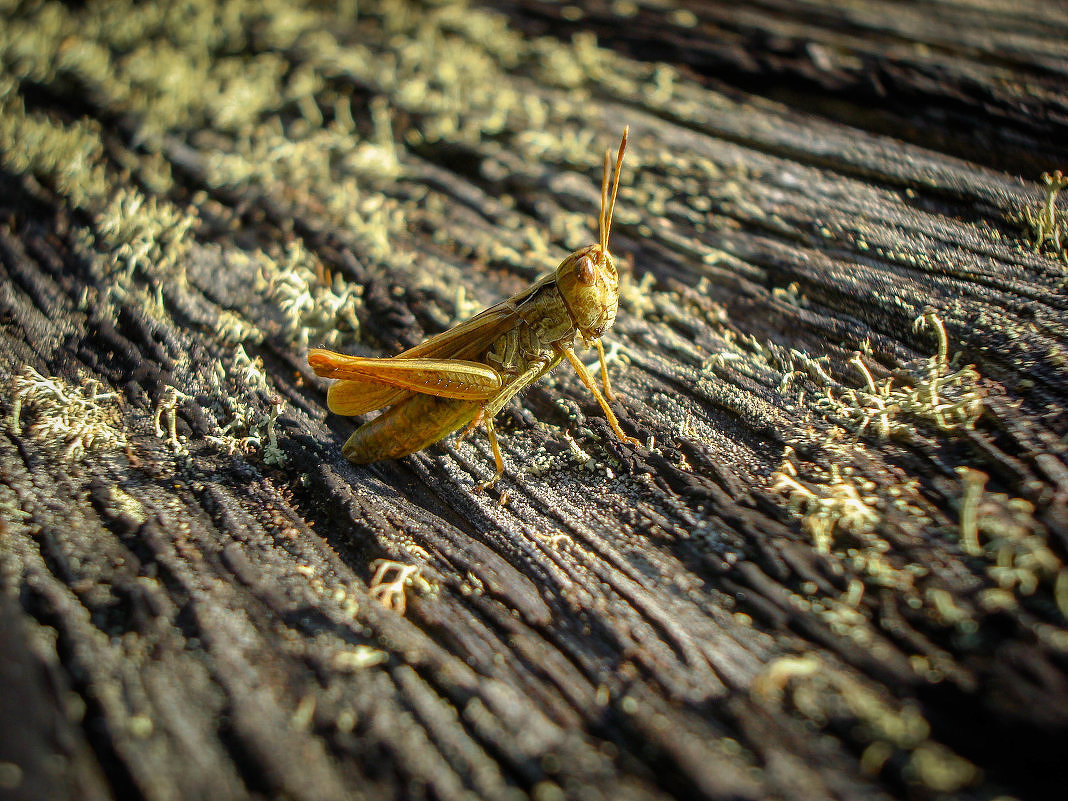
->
[[153, 386, 191, 455], [1021, 169, 1068, 262], [201, 348, 287, 465], [259, 240, 363, 349], [330, 646, 389, 672], [10, 367, 127, 460], [367, 559, 433, 616], [771, 451, 881, 554], [753, 653, 978, 792], [0, 93, 110, 210], [814, 312, 983, 439], [957, 468, 1068, 618], [95, 188, 198, 284]]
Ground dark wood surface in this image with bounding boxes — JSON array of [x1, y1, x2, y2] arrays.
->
[[1, 1, 1066, 800]]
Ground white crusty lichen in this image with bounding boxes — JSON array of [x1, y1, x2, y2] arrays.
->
[[94, 188, 198, 284], [9, 366, 127, 460], [153, 386, 191, 455], [201, 349, 287, 465], [260, 397, 286, 466], [260, 240, 362, 349]]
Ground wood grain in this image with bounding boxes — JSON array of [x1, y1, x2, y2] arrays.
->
[[1, 1, 1066, 799]]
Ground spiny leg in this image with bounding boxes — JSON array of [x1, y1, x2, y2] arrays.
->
[[562, 346, 639, 446], [473, 415, 505, 492], [595, 338, 614, 400], [467, 359, 559, 492], [471, 359, 557, 491]]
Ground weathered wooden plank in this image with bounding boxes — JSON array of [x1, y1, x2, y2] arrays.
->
[[505, 0, 1068, 175], [1, 1, 1066, 800]]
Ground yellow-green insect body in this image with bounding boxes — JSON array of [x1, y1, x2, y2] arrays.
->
[[341, 392, 480, 464], [309, 129, 635, 489]]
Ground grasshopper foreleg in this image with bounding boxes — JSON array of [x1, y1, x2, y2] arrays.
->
[[562, 346, 639, 446], [594, 338, 614, 400]]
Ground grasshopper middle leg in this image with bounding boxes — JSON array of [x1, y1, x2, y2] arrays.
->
[[467, 359, 558, 491]]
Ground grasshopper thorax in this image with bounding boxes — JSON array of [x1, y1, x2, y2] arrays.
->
[[556, 245, 619, 343]]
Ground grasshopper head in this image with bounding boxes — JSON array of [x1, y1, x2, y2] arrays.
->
[[556, 127, 628, 344], [556, 244, 619, 342]]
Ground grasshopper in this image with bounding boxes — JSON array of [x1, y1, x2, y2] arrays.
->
[[309, 128, 637, 490]]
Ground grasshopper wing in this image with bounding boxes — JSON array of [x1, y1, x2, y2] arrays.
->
[[311, 290, 532, 415], [398, 294, 529, 360], [308, 351, 503, 416]]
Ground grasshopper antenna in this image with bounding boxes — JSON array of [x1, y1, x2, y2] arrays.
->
[[600, 148, 611, 258], [603, 126, 628, 260]]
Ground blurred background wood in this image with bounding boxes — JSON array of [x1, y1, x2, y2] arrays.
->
[[1, 1, 1066, 800]]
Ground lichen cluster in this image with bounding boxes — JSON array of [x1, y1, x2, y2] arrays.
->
[[815, 311, 984, 439], [9, 366, 127, 460], [772, 311, 1066, 635], [1022, 170, 1068, 262], [754, 654, 978, 792], [260, 241, 363, 349], [367, 559, 433, 616]]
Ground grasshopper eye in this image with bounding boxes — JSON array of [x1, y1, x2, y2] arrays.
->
[[576, 255, 596, 285]]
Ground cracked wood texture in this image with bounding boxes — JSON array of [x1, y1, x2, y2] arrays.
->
[[1, 1, 1067, 800]]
